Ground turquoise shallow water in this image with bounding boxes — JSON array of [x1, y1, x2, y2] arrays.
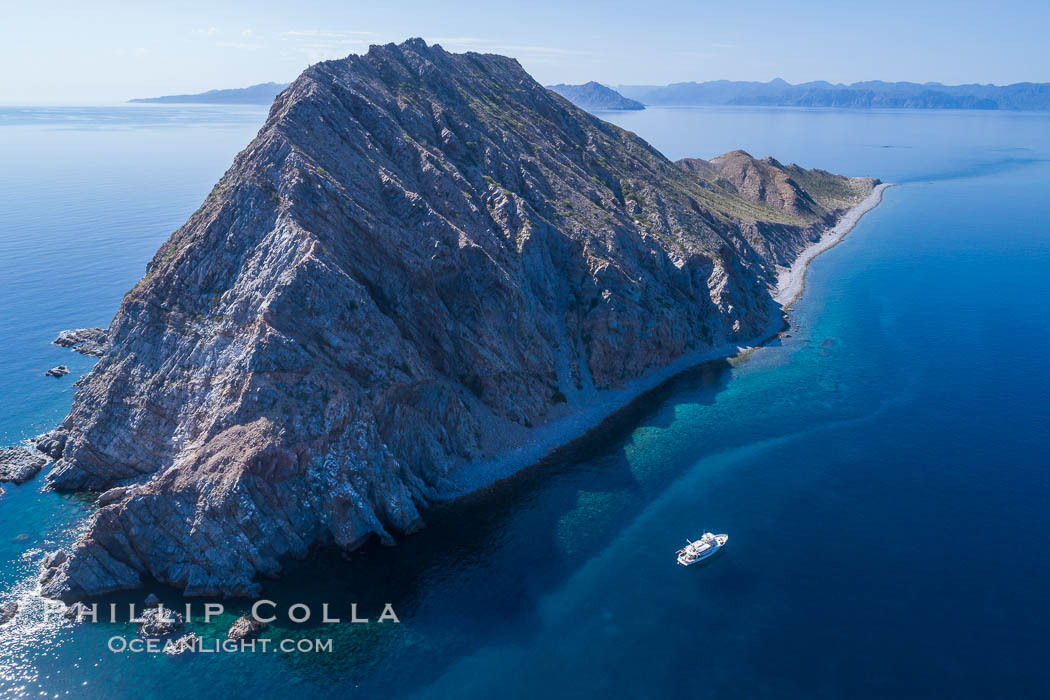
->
[[1, 105, 1049, 698]]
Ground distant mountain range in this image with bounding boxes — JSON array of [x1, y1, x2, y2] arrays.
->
[[130, 78, 1050, 112], [547, 82, 644, 111], [129, 82, 289, 105], [616, 79, 1050, 110]]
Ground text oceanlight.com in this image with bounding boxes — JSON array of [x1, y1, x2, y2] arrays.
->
[[108, 637, 335, 654]]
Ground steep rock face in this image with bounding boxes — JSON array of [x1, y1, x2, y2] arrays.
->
[[41, 39, 876, 601]]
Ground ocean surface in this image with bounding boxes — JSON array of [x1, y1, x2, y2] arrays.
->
[[1, 104, 1049, 698]]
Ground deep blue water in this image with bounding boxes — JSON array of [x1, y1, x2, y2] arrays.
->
[[1, 104, 1049, 698]]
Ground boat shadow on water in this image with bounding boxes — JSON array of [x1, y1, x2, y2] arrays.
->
[[678, 544, 729, 570]]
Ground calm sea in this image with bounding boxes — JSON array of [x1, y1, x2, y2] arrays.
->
[[1, 104, 1048, 698]]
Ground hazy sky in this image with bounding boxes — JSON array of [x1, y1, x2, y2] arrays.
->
[[3, 0, 1048, 104]]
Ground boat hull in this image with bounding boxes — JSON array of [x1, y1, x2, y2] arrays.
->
[[676, 534, 728, 566]]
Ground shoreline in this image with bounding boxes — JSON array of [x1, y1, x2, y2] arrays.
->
[[445, 182, 891, 499], [775, 183, 891, 310]]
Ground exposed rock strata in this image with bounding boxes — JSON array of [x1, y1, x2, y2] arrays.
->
[[97, 486, 132, 506], [39, 39, 877, 601], [33, 430, 68, 460], [44, 549, 67, 569]]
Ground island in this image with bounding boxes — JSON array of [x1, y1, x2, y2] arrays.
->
[[39, 39, 881, 602], [547, 82, 645, 111], [129, 82, 289, 105]]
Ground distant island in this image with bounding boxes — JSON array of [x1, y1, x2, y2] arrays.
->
[[547, 82, 645, 111], [617, 79, 1050, 110], [129, 82, 289, 105]]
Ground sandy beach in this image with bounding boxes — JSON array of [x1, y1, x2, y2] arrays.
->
[[774, 183, 891, 309], [448, 183, 892, 496]]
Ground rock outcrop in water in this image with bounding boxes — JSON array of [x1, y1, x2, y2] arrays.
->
[[53, 328, 108, 357], [0, 447, 47, 484], [0, 601, 17, 625], [39, 39, 876, 601], [138, 607, 184, 636], [227, 615, 266, 640]]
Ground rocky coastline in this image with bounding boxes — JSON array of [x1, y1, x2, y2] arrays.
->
[[33, 39, 882, 603], [448, 184, 889, 493], [774, 183, 890, 309]]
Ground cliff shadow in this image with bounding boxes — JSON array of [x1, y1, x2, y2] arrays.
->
[[240, 355, 737, 689], [57, 354, 739, 690]]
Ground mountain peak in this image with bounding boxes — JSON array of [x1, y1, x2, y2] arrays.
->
[[547, 81, 645, 111]]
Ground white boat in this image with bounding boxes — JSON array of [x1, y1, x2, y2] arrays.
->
[[676, 532, 728, 566]]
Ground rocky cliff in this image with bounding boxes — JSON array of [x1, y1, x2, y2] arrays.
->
[[39, 39, 877, 601]]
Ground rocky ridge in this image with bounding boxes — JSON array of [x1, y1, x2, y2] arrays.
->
[[38, 39, 877, 601]]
